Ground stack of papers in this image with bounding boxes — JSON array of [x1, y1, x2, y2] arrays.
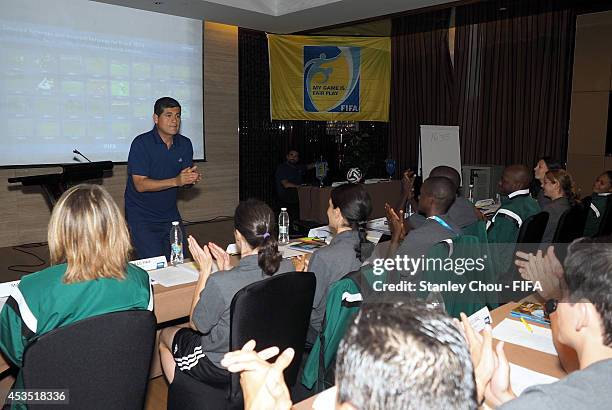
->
[[509, 363, 558, 395], [366, 217, 390, 235], [492, 318, 557, 356], [148, 262, 216, 287]]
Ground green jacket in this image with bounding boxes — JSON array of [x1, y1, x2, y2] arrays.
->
[[584, 193, 611, 237], [424, 235, 498, 317], [0, 263, 152, 409], [486, 189, 540, 274], [301, 266, 384, 391]]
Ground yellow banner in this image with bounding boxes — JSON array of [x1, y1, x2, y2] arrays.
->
[[268, 35, 390, 122]]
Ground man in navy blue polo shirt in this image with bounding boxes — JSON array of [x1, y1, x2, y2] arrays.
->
[[125, 97, 201, 259]]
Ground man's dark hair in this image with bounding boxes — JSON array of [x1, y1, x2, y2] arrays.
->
[[154, 97, 181, 116], [421, 176, 456, 214], [336, 302, 477, 410], [430, 166, 461, 192], [564, 237, 612, 346]]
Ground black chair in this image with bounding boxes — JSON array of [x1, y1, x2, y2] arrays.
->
[[19, 310, 156, 410], [515, 211, 550, 248], [167, 271, 316, 410], [552, 205, 588, 243], [500, 212, 549, 302]]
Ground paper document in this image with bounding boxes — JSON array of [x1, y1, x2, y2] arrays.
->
[[492, 318, 557, 356], [366, 217, 390, 235], [311, 386, 337, 410], [468, 306, 493, 333], [308, 226, 333, 242], [149, 262, 214, 287], [366, 230, 383, 244], [509, 363, 558, 395]]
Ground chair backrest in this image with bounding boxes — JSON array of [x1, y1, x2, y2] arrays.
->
[[596, 196, 612, 237], [229, 271, 316, 403], [21, 310, 156, 410], [516, 211, 549, 245], [424, 235, 496, 317], [552, 204, 588, 243], [301, 269, 366, 392]]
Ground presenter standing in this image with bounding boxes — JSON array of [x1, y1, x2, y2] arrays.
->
[[125, 97, 201, 260]]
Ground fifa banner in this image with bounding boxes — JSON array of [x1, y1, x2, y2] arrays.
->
[[268, 34, 391, 121]]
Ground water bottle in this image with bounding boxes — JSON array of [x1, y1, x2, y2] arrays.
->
[[170, 221, 184, 266], [278, 208, 290, 245]]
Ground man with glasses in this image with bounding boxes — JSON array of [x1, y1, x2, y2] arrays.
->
[[467, 237, 612, 408]]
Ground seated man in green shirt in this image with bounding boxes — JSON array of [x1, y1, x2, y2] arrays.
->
[[487, 165, 540, 274], [583, 170, 612, 237]]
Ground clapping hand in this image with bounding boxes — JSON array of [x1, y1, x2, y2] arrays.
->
[[221, 340, 294, 410], [459, 313, 516, 407], [176, 166, 201, 186], [385, 203, 406, 242], [208, 241, 232, 271], [515, 246, 565, 299], [293, 255, 309, 272], [187, 236, 213, 278], [401, 169, 416, 198]]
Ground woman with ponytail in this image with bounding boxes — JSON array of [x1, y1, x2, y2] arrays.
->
[[159, 199, 293, 386], [540, 169, 578, 244], [296, 183, 373, 344]]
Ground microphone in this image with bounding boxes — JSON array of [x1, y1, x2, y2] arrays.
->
[[73, 149, 92, 163]]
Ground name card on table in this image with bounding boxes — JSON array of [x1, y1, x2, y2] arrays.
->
[[130, 256, 168, 271]]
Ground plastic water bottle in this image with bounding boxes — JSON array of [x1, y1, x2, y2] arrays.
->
[[170, 221, 184, 266], [278, 208, 290, 245]]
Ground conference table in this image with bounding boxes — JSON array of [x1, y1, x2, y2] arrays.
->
[[297, 180, 402, 224], [1, 263, 567, 402], [292, 299, 567, 409]]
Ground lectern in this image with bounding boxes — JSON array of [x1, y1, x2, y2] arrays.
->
[[8, 161, 113, 209]]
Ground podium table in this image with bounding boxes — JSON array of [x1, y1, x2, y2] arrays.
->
[[297, 180, 402, 224]]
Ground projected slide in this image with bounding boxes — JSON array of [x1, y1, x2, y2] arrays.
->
[[0, 0, 204, 166]]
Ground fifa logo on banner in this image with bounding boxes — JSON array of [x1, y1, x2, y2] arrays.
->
[[303, 46, 360, 113]]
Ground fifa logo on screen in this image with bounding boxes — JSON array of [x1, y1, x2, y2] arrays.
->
[[303, 46, 360, 113]]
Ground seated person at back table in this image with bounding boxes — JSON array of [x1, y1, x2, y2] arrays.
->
[[294, 183, 373, 345], [0, 184, 153, 390], [486, 165, 540, 274], [405, 166, 481, 231], [386, 177, 461, 278], [275, 149, 315, 202], [583, 170, 612, 237], [469, 237, 612, 410], [532, 156, 564, 209], [539, 169, 577, 245], [158, 199, 294, 386]]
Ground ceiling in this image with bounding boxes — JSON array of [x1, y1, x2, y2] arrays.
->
[[91, 0, 454, 33]]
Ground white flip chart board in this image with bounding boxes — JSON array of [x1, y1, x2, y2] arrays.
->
[[419, 125, 462, 182]]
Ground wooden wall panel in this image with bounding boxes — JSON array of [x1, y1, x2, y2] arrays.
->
[[567, 11, 612, 195], [0, 22, 239, 247]]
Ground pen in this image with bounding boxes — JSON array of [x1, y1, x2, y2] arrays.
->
[[520, 317, 533, 333]]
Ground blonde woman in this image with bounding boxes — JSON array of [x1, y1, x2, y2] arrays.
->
[[0, 184, 153, 380], [540, 170, 578, 244]]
